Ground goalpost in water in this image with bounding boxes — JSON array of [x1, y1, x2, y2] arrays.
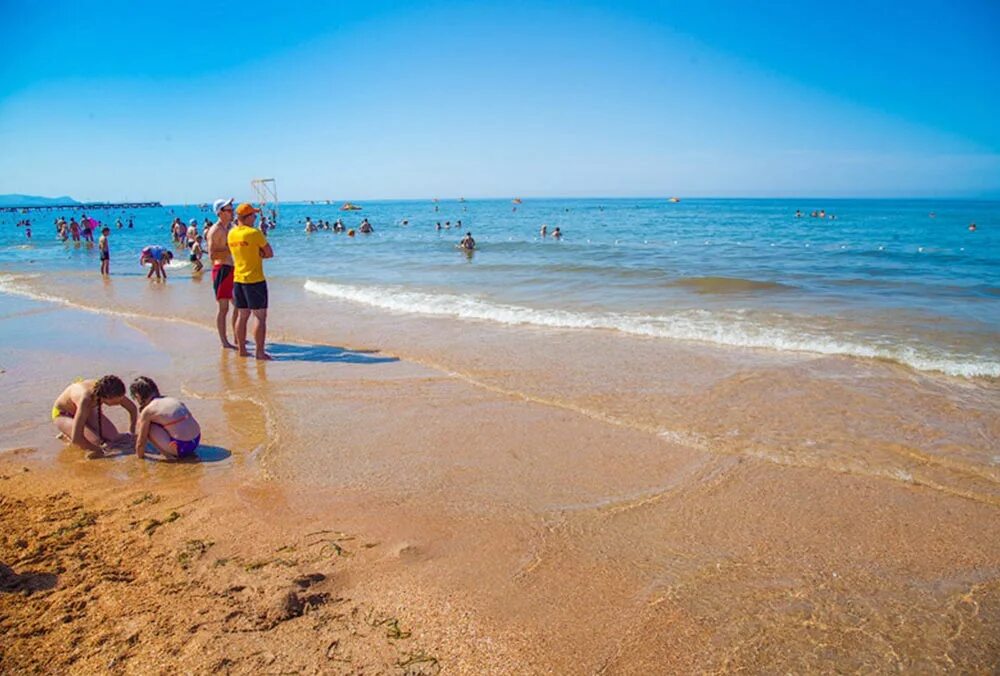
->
[[250, 178, 279, 226]]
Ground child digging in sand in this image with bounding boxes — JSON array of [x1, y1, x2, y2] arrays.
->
[[52, 376, 137, 458], [129, 376, 201, 460]]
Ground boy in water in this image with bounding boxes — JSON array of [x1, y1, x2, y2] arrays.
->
[[189, 235, 205, 273], [130, 376, 201, 460], [52, 376, 137, 458], [459, 231, 476, 250], [99, 227, 110, 275]]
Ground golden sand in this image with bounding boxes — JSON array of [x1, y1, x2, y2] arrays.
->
[[1, 274, 998, 673]]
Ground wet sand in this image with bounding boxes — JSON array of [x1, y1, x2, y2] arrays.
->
[[1, 274, 999, 672]]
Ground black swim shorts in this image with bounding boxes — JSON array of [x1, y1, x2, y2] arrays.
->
[[233, 280, 268, 310]]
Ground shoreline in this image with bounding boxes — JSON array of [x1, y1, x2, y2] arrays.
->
[[2, 275, 1000, 671]]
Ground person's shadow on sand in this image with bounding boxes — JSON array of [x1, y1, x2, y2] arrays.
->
[[0, 563, 57, 594], [265, 343, 400, 365]]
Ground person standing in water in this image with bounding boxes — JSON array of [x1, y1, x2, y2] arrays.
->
[[228, 203, 274, 360], [98, 226, 111, 276], [207, 198, 237, 349]]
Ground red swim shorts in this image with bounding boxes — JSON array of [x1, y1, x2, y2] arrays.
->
[[212, 263, 234, 301]]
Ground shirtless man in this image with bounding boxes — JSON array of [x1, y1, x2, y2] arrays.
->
[[207, 198, 237, 349], [51, 376, 137, 458], [459, 231, 476, 250], [130, 376, 201, 460], [186, 219, 199, 246]]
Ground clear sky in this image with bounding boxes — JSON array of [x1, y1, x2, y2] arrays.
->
[[1, 0, 998, 202]]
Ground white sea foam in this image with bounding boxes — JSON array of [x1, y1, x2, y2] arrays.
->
[[304, 279, 1000, 379]]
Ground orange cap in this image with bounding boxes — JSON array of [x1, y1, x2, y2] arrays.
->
[[236, 203, 261, 217]]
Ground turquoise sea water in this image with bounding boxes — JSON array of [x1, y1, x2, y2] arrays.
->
[[1, 198, 997, 377]]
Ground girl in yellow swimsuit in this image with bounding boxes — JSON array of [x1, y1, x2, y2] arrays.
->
[[51, 376, 137, 458]]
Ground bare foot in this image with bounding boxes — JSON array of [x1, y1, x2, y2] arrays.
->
[[238, 350, 250, 358], [255, 352, 274, 361], [221, 342, 237, 350], [56, 432, 70, 442]]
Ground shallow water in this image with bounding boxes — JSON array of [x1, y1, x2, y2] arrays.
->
[[2, 197, 998, 377]]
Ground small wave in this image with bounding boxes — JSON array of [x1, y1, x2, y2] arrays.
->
[[667, 276, 796, 294], [304, 279, 1000, 379]]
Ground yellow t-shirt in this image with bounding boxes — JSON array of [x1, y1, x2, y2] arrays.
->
[[227, 225, 268, 284]]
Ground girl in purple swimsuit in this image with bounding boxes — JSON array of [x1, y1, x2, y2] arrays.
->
[[129, 376, 202, 461]]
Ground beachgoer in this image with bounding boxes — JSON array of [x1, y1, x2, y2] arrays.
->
[[359, 218, 373, 234], [189, 235, 205, 273], [460, 231, 476, 250], [99, 227, 110, 275], [140, 245, 170, 280], [129, 376, 201, 461], [25, 223, 31, 239], [969, 223, 977, 232], [436, 222, 442, 230], [187, 219, 199, 246], [228, 203, 274, 360], [128, 217, 133, 229], [51, 376, 137, 458], [304, 217, 316, 233], [116, 218, 124, 229], [69, 217, 80, 241], [540, 224, 548, 237], [552, 227, 562, 239], [207, 198, 237, 349]]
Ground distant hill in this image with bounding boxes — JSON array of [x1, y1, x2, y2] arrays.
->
[[0, 194, 81, 207]]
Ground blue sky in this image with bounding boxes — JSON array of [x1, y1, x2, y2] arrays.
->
[[1, 0, 998, 201]]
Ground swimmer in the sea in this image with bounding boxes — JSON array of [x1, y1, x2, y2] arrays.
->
[[130, 376, 202, 461], [359, 219, 373, 234], [52, 376, 137, 458], [551, 227, 562, 239], [540, 224, 548, 237], [969, 223, 977, 232], [459, 231, 476, 250]]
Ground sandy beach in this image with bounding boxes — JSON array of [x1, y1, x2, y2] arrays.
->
[[1, 272, 999, 673]]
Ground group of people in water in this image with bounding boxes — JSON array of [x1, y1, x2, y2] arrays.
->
[[302, 216, 374, 235]]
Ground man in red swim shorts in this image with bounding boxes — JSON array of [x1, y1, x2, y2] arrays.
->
[[207, 198, 237, 349]]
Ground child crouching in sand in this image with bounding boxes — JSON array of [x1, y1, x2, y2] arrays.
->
[[130, 376, 201, 460], [52, 376, 137, 458]]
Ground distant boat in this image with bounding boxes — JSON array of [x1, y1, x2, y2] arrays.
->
[[668, 197, 681, 203], [340, 202, 362, 211], [512, 198, 522, 204]]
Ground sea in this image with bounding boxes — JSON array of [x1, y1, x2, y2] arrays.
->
[[1, 198, 997, 379]]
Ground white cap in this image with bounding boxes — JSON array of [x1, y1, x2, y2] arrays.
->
[[212, 197, 234, 214]]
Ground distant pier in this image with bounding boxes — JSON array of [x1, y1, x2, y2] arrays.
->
[[0, 201, 163, 213]]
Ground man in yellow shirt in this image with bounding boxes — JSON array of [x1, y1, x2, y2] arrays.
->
[[228, 203, 274, 360]]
